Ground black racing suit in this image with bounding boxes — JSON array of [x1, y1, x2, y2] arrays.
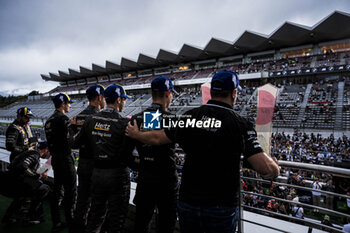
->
[[73, 107, 134, 233], [125, 103, 178, 233], [6, 150, 59, 223], [70, 105, 99, 228], [45, 110, 77, 225], [6, 119, 30, 162]]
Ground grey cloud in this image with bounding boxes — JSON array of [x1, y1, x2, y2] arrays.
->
[[1, 0, 350, 95]]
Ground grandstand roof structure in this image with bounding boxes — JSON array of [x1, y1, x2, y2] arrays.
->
[[41, 11, 350, 82]]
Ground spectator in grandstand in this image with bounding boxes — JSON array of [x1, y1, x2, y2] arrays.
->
[[292, 205, 304, 219], [69, 84, 106, 232], [271, 132, 349, 167], [123, 76, 178, 233], [344, 218, 350, 233], [74, 84, 135, 233], [278, 200, 289, 216], [347, 192, 350, 214], [291, 191, 299, 203], [321, 215, 334, 232], [312, 179, 322, 208], [256, 189, 267, 209], [266, 199, 278, 212], [125, 70, 280, 233], [45, 93, 76, 232], [6, 107, 36, 162], [324, 179, 335, 210]]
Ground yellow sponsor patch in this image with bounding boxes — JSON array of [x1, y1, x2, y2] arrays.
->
[[94, 122, 110, 131]]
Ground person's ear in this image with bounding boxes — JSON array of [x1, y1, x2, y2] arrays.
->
[[232, 89, 237, 99], [165, 90, 171, 97]]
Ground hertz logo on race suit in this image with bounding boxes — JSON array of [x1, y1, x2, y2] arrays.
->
[[94, 122, 111, 131]]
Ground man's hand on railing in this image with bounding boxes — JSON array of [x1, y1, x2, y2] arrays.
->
[[261, 156, 280, 180], [247, 153, 280, 180]]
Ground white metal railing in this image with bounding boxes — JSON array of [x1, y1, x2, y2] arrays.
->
[[238, 161, 350, 233]]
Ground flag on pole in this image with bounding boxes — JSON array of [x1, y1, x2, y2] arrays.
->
[[256, 84, 278, 156], [201, 82, 211, 105]]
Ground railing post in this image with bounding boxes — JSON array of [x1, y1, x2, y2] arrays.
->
[[238, 160, 244, 233]]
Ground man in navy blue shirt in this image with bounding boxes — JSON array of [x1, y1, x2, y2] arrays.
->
[[126, 70, 280, 233]]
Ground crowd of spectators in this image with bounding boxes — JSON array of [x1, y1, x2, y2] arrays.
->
[[46, 49, 350, 97], [233, 87, 255, 113], [172, 88, 201, 106], [271, 132, 349, 166], [308, 82, 338, 104], [241, 164, 350, 225]]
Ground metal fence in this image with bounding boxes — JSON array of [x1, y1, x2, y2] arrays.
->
[[238, 161, 350, 233]]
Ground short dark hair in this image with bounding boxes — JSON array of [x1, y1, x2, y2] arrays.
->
[[54, 102, 63, 109], [87, 95, 99, 102], [210, 89, 232, 98], [152, 91, 166, 100], [210, 80, 233, 98], [106, 97, 117, 105]]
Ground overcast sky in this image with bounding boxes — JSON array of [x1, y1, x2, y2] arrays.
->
[[0, 0, 349, 95]]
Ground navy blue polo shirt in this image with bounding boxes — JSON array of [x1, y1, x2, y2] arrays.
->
[[165, 100, 263, 206]]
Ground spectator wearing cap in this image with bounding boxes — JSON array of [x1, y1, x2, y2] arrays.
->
[[321, 215, 334, 232], [126, 70, 280, 233], [44, 92, 76, 232], [69, 84, 106, 231], [73, 84, 135, 233], [6, 107, 35, 162], [123, 76, 178, 233]]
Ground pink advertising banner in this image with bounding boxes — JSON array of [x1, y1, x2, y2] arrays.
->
[[256, 84, 278, 156]]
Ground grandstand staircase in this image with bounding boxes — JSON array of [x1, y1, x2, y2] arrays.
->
[[335, 81, 345, 130], [240, 88, 258, 117], [129, 95, 144, 107], [245, 63, 254, 74], [296, 83, 313, 126], [310, 56, 317, 67], [339, 53, 346, 65], [190, 72, 200, 79], [275, 85, 284, 103], [142, 95, 153, 106]]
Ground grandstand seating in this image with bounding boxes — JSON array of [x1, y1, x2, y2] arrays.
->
[[1, 78, 350, 133], [0, 98, 86, 120], [1, 50, 350, 135], [303, 82, 338, 129], [234, 87, 255, 114], [273, 84, 306, 128], [343, 78, 350, 130], [47, 51, 350, 97]]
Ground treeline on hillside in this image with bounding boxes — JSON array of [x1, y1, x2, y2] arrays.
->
[[0, 91, 39, 108]]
